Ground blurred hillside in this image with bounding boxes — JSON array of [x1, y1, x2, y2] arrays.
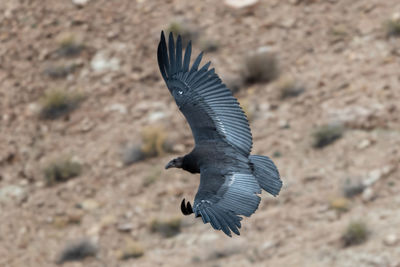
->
[[1, 0, 400, 266]]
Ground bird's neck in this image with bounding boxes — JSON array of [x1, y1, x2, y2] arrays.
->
[[182, 153, 200, 174]]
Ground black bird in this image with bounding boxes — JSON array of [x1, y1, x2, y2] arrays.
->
[[158, 31, 282, 237]]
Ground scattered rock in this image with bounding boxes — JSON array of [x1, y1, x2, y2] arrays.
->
[[91, 51, 120, 72], [224, 0, 259, 9], [104, 103, 127, 114], [172, 144, 186, 153], [257, 240, 278, 256], [0, 185, 27, 204], [148, 111, 167, 122], [100, 215, 117, 228], [56, 238, 98, 264], [383, 234, 398, 246], [363, 165, 395, 187], [278, 119, 290, 129], [357, 139, 372, 150], [72, 0, 90, 6], [342, 178, 365, 198], [117, 222, 134, 232], [78, 199, 99, 211], [361, 187, 374, 202]]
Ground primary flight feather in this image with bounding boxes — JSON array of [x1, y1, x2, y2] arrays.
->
[[158, 31, 282, 237]]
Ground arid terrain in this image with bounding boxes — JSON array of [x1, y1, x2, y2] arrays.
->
[[1, 0, 400, 266]]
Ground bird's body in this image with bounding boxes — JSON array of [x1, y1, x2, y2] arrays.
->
[[158, 31, 282, 236]]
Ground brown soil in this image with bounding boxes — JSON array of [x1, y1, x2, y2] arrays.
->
[[1, 0, 400, 266]]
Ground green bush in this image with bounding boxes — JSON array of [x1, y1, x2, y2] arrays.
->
[[39, 89, 84, 119], [149, 217, 181, 238], [44, 158, 82, 186], [243, 49, 279, 84], [312, 124, 344, 148], [342, 221, 369, 247]]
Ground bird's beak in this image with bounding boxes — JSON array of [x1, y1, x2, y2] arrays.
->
[[165, 161, 175, 169]]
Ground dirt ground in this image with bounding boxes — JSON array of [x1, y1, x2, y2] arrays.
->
[[1, 0, 400, 266]]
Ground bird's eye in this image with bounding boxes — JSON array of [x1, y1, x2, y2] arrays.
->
[[178, 90, 183, 95]]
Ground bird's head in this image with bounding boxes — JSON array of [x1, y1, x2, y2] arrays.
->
[[165, 157, 184, 169]]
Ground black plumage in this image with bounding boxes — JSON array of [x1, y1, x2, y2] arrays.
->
[[158, 31, 282, 237]]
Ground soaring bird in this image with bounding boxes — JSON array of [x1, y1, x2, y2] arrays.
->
[[158, 31, 282, 237]]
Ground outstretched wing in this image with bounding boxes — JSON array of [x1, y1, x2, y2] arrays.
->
[[192, 166, 262, 237], [157, 31, 252, 156]]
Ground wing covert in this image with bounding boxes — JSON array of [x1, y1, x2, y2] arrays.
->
[[192, 167, 261, 236], [157, 31, 253, 156]]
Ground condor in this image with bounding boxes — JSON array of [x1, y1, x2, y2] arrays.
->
[[158, 32, 282, 237]]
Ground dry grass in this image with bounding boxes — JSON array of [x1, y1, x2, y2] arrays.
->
[[276, 77, 305, 99], [385, 13, 400, 37], [312, 123, 344, 148], [330, 197, 350, 213], [56, 32, 84, 57], [121, 144, 146, 166], [166, 21, 197, 47], [142, 169, 161, 187], [43, 158, 82, 186], [44, 64, 77, 79], [149, 217, 182, 238], [39, 89, 84, 120], [140, 126, 168, 158], [116, 240, 144, 260], [56, 239, 97, 264], [341, 221, 369, 247], [243, 48, 279, 84]]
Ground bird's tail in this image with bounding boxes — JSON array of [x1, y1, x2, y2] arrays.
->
[[249, 155, 282, 196]]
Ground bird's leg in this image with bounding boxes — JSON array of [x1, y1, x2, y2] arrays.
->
[[180, 198, 194, 215]]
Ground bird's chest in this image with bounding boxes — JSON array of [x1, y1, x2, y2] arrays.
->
[[192, 145, 239, 173]]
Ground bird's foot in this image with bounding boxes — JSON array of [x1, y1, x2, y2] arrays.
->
[[180, 198, 194, 215]]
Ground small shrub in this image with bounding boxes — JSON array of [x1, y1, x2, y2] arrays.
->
[[330, 197, 350, 213], [44, 158, 82, 186], [312, 123, 344, 148], [56, 32, 84, 57], [243, 47, 279, 84], [44, 64, 77, 79], [149, 217, 181, 238], [116, 240, 144, 260], [56, 239, 97, 264], [342, 221, 369, 247], [166, 21, 197, 47], [342, 178, 365, 198], [272, 151, 282, 158], [276, 77, 305, 99], [238, 98, 255, 122], [39, 89, 84, 120], [141, 126, 168, 158], [385, 13, 400, 37], [121, 144, 146, 166], [199, 38, 219, 52], [223, 74, 244, 95], [143, 169, 161, 187], [328, 25, 349, 43]]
